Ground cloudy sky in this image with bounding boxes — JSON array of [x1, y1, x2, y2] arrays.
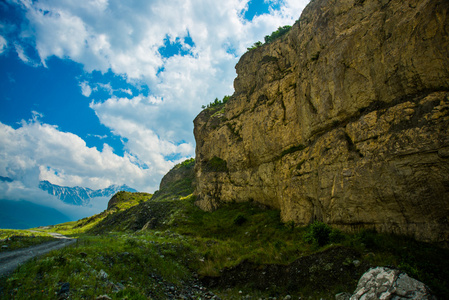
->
[[0, 0, 310, 217]]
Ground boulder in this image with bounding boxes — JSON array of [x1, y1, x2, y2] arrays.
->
[[350, 267, 436, 300]]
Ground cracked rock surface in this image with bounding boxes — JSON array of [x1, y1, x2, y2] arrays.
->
[[193, 0, 449, 244], [350, 267, 436, 300]]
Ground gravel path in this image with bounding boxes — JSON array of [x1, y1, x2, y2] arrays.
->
[[0, 233, 76, 277]]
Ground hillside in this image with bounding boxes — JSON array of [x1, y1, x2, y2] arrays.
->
[[1, 158, 448, 299], [1, 0, 449, 299], [193, 0, 449, 245]]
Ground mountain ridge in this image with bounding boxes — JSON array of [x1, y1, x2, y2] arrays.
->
[[38, 180, 138, 206]]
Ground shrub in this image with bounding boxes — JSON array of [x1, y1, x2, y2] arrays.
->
[[247, 25, 292, 52], [329, 228, 345, 243], [205, 156, 228, 172], [285, 221, 295, 231], [305, 221, 332, 247], [247, 41, 263, 51], [356, 229, 378, 249], [174, 158, 195, 169], [202, 95, 231, 110], [233, 214, 247, 226], [264, 25, 292, 44]]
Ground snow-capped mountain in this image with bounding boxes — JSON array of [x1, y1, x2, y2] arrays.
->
[[38, 180, 138, 206]]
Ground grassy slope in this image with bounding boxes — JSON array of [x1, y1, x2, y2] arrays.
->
[[1, 159, 448, 299], [0, 230, 56, 251]]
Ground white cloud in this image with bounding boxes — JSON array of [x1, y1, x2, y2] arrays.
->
[[14, 43, 31, 63], [87, 134, 108, 140], [120, 88, 133, 96], [96, 83, 113, 95], [79, 81, 92, 97], [81, 82, 133, 97], [0, 35, 7, 54], [0, 119, 157, 192], [6, 0, 311, 200], [90, 96, 194, 173], [15, 0, 309, 83]]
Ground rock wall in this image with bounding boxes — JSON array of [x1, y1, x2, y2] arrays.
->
[[193, 0, 449, 244]]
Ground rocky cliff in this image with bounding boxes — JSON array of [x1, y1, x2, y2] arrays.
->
[[194, 0, 449, 244]]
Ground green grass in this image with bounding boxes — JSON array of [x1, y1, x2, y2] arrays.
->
[[0, 233, 193, 300], [343, 229, 449, 297], [173, 157, 195, 169], [2, 196, 448, 299], [173, 199, 310, 267], [152, 177, 194, 202], [2, 159, 448, 299], [0, 230, 56, 251], [38, 192, 153, 237], [108, 191, 152, 211]]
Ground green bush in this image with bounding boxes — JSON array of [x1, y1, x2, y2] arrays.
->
[[247, 25, 292, 52], [356, 229, 378, 249], [305, 221, 332, 247], [205, 156, 228, 172], [329, 228, 345, 243], [247, 41, 263, 51], [233, 214, 247, 226], [202, 95, 231, 110], [264, 25, 292, 44], [174, 158, 195, 169]]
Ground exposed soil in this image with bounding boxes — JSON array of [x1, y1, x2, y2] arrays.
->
[[202, 246, 369, 295]]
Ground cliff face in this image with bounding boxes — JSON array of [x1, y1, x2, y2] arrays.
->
[[194, 0, 449, 244]]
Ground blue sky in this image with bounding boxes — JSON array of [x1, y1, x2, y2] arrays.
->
[[0, 0, 309, 218]]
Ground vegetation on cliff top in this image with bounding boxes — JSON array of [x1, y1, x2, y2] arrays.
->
[[173, 157, 195, 169], [247, 25, 292, 51], [201, 95, 231, 110]]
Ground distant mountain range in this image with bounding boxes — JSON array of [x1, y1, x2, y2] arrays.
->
[[0, 199, 71, 229], [38, 180, 138, 206]]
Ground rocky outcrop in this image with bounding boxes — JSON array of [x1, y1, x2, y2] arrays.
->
[[159, 159, 195, 191], [194, 0, 449, 244], [350, 267, 436, 299], [152, 158, 195, 201]]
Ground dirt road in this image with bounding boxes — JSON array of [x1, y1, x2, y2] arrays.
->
[[0, 233, 76, 277]]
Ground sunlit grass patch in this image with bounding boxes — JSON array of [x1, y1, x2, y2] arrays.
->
[[0, 229, 56, 251], [38, 192, 153, 237], [0, 233, 193, 299]]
